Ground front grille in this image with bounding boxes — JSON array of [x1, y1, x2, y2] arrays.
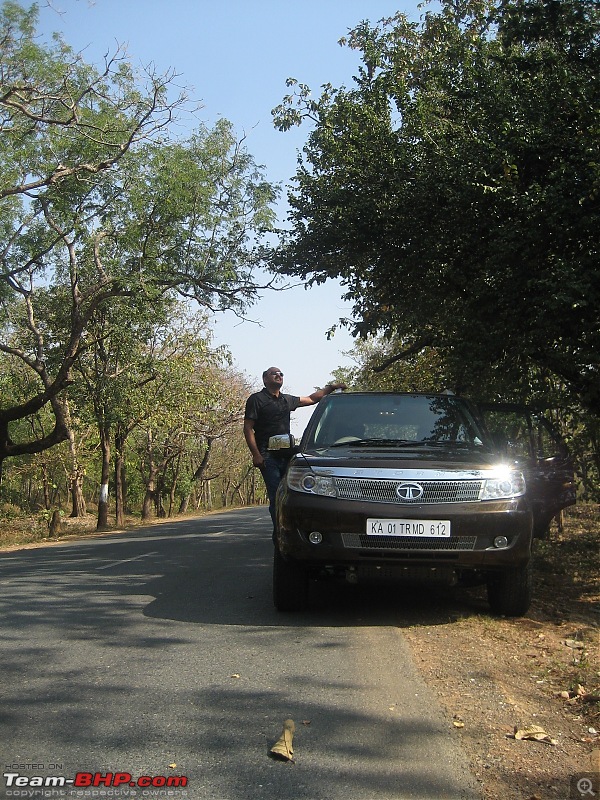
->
[[335, 478, 483, 504], [342, 533, 477, 551]]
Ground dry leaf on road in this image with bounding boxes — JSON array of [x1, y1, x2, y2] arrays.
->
[[513, 725, 558, 745], [270, 719, 296, 763]]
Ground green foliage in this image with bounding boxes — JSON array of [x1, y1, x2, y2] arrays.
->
[[332, 337, 450, 393], [0, 2, 277, 468], [272, 0, 600, 415], [338, 332, 600, 500]]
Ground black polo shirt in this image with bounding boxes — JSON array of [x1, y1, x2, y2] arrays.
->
[[244, 388, 301, 454]]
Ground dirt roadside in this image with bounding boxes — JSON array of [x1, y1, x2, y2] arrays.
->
[[402, 504, 599, 800]]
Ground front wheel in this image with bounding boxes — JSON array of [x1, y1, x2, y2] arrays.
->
[[486, 561, 532, 617], [273, 547, 308, 612]]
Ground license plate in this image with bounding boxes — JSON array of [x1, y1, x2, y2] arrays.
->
[[367, 518, 451, 537]]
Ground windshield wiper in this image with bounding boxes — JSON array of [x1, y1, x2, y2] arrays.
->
[[423, 440, 483, 447], [328, 438, 482, 449]]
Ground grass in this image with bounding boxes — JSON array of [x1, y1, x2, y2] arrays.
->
[[0, 507, 136, 550]]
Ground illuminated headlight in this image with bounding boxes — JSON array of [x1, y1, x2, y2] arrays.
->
[[481, 470, 526, 500], [287, 467, 337, 497]]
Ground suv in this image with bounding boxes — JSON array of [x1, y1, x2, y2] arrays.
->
[[273, 392, 575, 616]]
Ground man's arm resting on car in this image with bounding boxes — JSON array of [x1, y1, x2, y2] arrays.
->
[[299, 382, 347, 407]]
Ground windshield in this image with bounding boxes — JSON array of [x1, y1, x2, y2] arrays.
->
[[305, 394, 485, 450]]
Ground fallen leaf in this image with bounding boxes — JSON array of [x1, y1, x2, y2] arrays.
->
[[453, 714, 465, 728], [230, 673, 241, 679], [270, 719, 296, 763], [513, 725, 558, 745], [168, 764, 177, 769], [563, 639, 585, 649]]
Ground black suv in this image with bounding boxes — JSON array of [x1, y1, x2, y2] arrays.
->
[[274, 392, 575, 616]]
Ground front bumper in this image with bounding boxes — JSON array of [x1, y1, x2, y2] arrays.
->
[[275, 486, 533, 572]]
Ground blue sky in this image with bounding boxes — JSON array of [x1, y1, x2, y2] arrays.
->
[[36, 0, 425, 432]]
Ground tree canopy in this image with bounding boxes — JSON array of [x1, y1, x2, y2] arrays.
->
[[272, 0, 600, 414], [0, 2, 277, 470]]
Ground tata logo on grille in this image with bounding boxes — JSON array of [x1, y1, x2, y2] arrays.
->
[[396, 482, 424, 501]]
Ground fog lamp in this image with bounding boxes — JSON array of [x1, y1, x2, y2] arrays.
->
[[309, 531, 323, 544], [302, 474, 317, 491], [493, 536, 509, 548]]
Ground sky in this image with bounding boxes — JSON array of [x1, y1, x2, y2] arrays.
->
[[35, 0, 425, 433]]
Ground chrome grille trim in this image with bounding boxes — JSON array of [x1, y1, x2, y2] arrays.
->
[[342, 534, 477, 551], [335, 478, 483, 504]]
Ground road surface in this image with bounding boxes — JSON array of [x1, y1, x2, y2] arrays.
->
[[0, 507, 481, 799]]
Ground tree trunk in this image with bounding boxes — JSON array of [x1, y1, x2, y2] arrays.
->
[[141, 483, 155, 521], [70, 471, 86, 518], [141, 429, 156, 521], [42, 463, 51, 510], [154, 474, 166, 518], [168, 453, 181, 517], [97, 425, 111, 530], [66, 412, 86, 518], [114, 430, 126, 528], [228, 464, 253, 508], [48, 509, 62, 537], [190, 438, 213, 511]]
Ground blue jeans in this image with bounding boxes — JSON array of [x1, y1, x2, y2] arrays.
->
[[260, 453, 289, 527]]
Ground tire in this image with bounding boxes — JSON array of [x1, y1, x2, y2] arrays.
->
[[486, 561, 532, 617], [273, 547, 309, 612]]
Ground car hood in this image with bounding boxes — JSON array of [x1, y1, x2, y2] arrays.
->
[[294, 445, 508, 473]]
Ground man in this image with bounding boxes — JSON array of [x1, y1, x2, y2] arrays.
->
[[244, 367, 346, 526]]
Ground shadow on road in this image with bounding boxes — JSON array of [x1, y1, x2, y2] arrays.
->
[[0, 509, 491, 638], [0, 510, 483, 799], [139, 520, 490, 629]]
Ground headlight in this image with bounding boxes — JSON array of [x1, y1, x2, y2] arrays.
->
[[287, 467, 337, 497], [481, 469, 525, 500]]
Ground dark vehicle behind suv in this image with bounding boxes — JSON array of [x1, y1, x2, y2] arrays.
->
[[274, 392, 575, 616]]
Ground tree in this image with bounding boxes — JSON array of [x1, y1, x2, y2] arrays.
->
[[71, 294, 171, 527], [332, 336, 450, 393], [272, 0, 600, 413], [131, 316, 226, 522], [0, 3, 277, 480]]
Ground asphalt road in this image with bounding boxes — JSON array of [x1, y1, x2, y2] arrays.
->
[[1, 507, 481, 800]]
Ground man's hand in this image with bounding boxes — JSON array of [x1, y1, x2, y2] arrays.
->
[[303, 381, 348, 406]]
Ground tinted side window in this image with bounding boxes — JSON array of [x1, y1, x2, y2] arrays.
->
[[484, 410, 533, 458], [483, 409, 566, 460], [531, 415, 567, 459]]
